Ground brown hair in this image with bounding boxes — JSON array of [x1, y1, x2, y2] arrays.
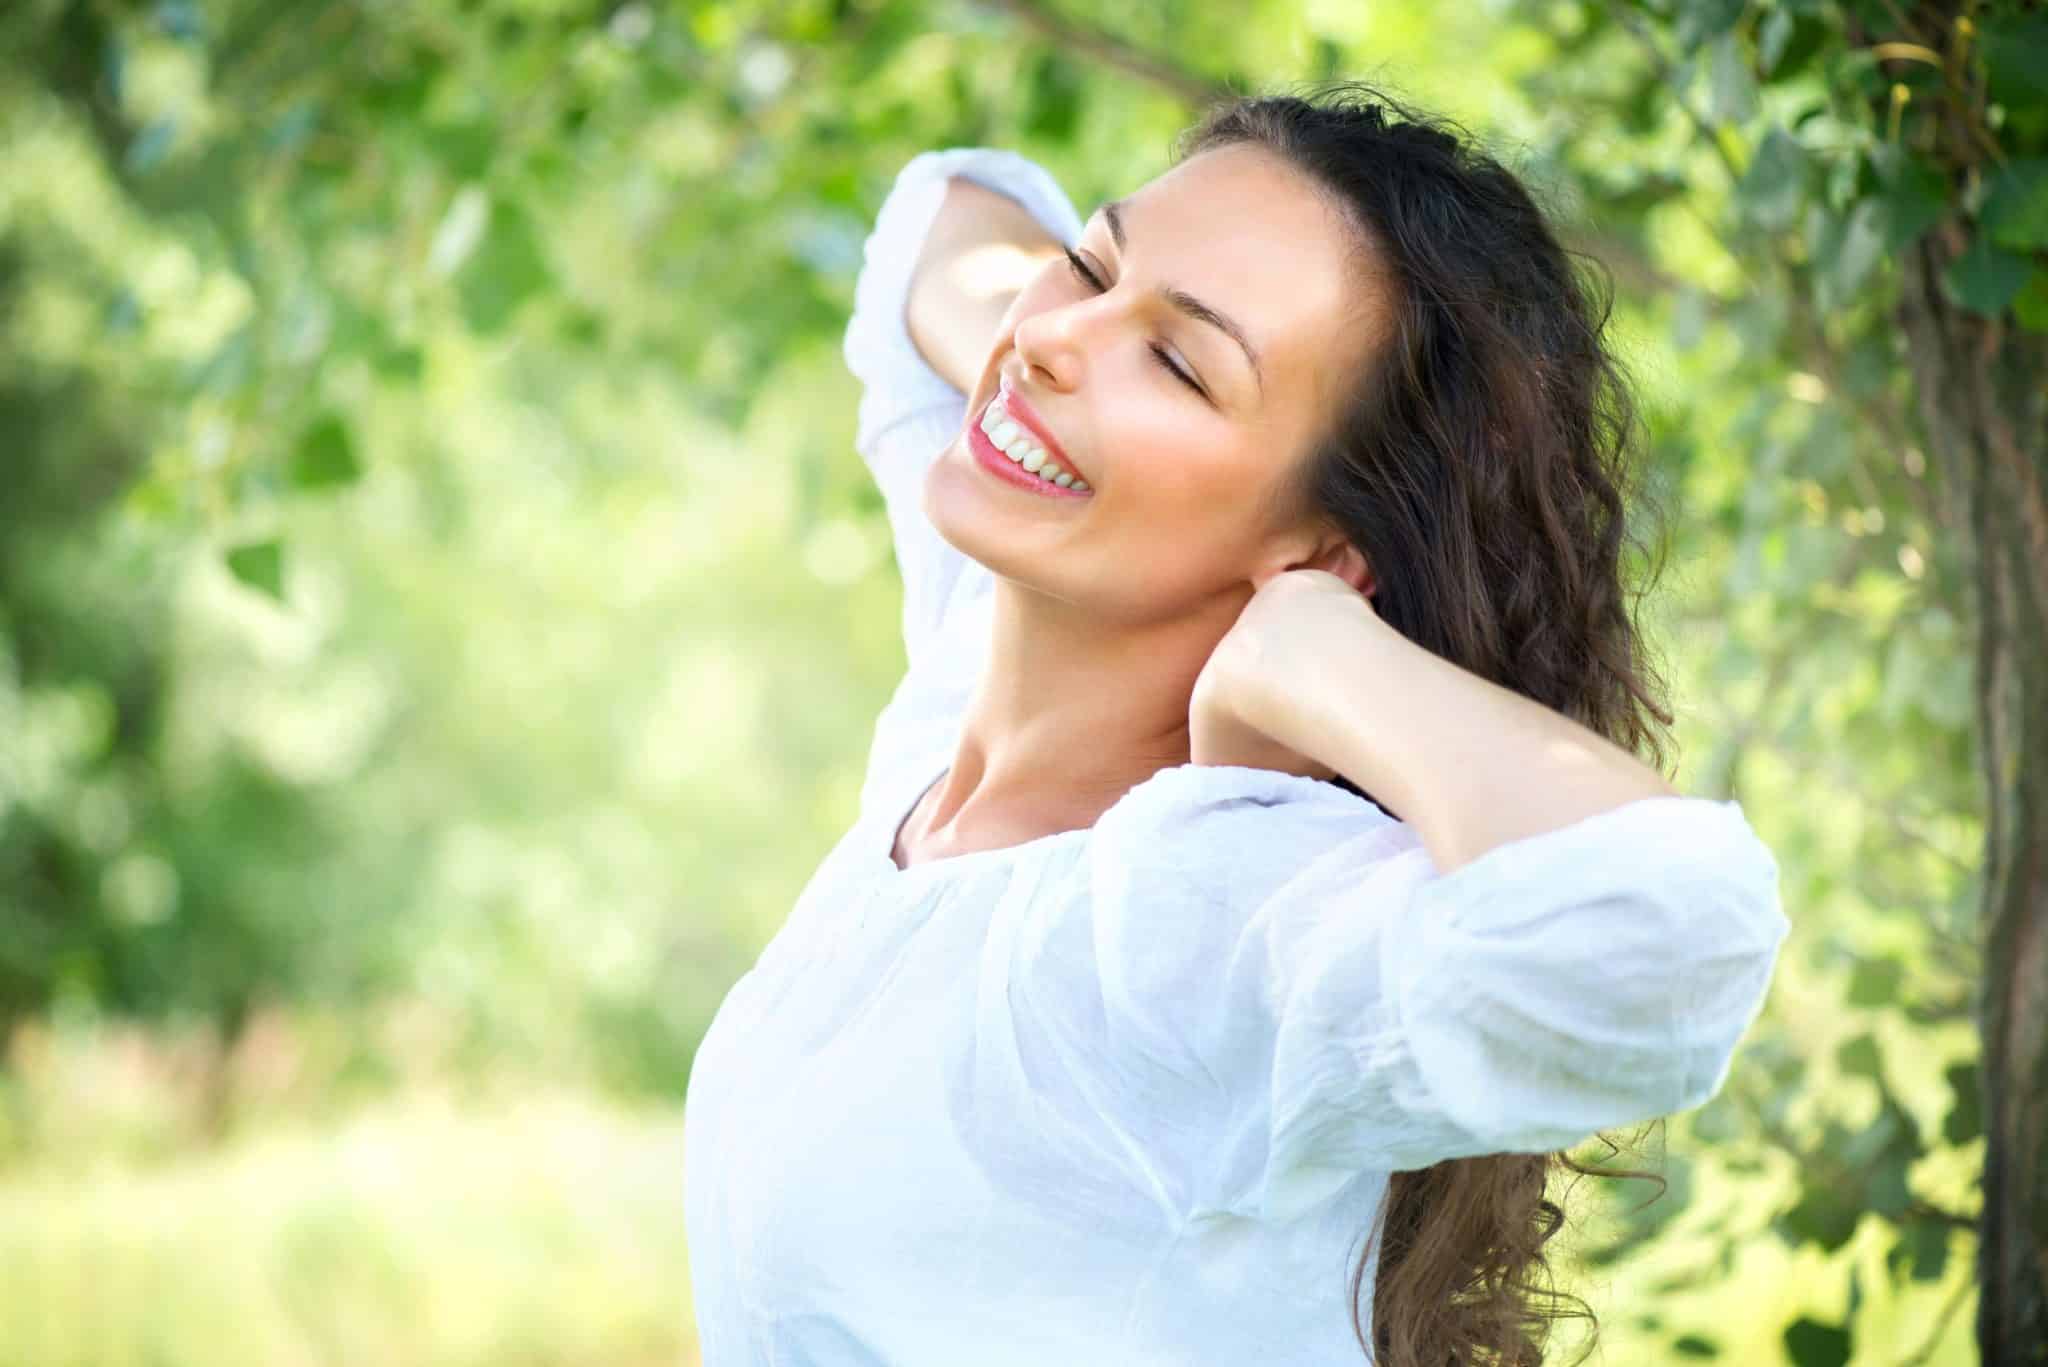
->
[[1179, 85, 1678, 1365]]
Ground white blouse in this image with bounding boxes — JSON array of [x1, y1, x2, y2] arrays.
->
[[681, 147, 1791, 1366]]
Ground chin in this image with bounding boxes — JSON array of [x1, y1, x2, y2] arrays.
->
[[922, 438, 1059, 568], [922, 438, 1001, 545]]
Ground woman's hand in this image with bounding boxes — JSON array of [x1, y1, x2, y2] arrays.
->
[[1188, 569, 1387, 782]]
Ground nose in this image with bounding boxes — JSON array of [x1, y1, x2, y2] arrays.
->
[[1011, 292, 1103, 394]]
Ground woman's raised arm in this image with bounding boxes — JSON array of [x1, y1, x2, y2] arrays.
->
[[841, 150, 1082, 681], [905, 176, 1066, 394]]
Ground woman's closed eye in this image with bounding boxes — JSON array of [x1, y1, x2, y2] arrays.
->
[[1061, 247, 1208, 399]]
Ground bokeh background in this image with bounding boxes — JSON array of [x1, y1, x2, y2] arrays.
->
[[6, 0, 2036, 1362]]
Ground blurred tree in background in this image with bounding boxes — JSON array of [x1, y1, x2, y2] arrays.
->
[[1518, 4, 2043, 1359], [1, 0, 2038, 1363]]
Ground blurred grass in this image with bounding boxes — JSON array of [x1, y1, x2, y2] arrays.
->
[[0, 1072, 695, 1367]]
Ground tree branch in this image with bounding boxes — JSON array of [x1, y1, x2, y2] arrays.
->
[[1906, 1198, 1981, 1232], [1894, 1268, 1976, 1367], [1599, 1, 1744, 185], [978, 0, 1241, 108]]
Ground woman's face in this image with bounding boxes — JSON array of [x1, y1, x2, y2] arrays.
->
[[928, 142, 1382, 624]]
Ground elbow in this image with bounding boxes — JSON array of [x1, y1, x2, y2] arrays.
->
[[1665, 900, 1789, 1116]]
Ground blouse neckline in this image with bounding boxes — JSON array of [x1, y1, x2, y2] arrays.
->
[[873, 759, 1093, 882], [867, 754, 1394, 883]]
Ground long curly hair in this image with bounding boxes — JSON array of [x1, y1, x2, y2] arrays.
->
[[1178, 85, 1680, 1365]]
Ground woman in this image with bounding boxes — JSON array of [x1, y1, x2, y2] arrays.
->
[[683, 86, 1788, 1365]]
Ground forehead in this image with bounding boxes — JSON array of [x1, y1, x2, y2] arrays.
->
[[1108, 144, 1376, 395]]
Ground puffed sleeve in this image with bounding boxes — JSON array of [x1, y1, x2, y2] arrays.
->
[[842, 147, 1084, 676], [1068, 769, 1790, 1226]]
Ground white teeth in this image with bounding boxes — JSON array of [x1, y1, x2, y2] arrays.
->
[[982, 394, 1090, 491]]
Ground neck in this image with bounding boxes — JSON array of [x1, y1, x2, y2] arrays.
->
[[917, 576, 1250, 846]]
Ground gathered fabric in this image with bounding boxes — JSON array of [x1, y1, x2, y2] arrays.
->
[[681, 147, 1790, 1366]]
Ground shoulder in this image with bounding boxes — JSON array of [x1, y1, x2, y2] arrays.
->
[[1097, 763, 1418, 856], [1086, 764, 1425, 915]]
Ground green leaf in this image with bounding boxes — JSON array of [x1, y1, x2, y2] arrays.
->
[[1888, 1219, 1951, 1283], [1764, 13, 1829, 81], [155, 0, 205, 42], [193, 326, 253, 394], [1807, 200, 1888, 312], [1757, 9, 1794, 76], [1835, 1032, 1881, 1079], [1675, 0, 1745, 54], [1672, 286, 1709, 349], [1023, 52, 1087, 141], [1740, 127, 1810, 231], [1866, 1145, 1913, 1218], [1709, 35, 1757, 124], [288, 414, 361, 489], [225, 539, 285, 600], [1847, 955, 1901, 1007], [1943, 1061, 1982, 1144], [456, 199, 552, 334], [263, 103, 317, 155], [362, 60, 436, 120], [1982, 13, 2048, 106], [1982, 159, 2048, 251], [422, 118, 498, 179], [1779, 1179, 1862, 1251], [124, 118, 177, 174], [2016, 271, 2048, 332], [1865, 147, 1948, 249], [105, 286, 141, 334], [1672, 1334, 1720, 1358], [1782, 1317, 1851, 1367], [374, 344, 424, 381], [1946, 237, 2035, 314]]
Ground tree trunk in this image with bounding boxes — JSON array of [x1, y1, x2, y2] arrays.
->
[[1900, 231, 2048, 1363]]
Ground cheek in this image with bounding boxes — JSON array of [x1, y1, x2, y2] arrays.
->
[[1116, 431, 1276, 566], [1112, 412, 1242, 506]]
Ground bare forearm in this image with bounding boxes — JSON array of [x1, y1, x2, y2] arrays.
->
[[1268, 604, 1680, 874], [906, 178, 1064, 392]]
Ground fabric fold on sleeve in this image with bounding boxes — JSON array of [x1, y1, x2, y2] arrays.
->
[[1070, 773, 1790, 1226], [1386, 795, 1788, 1168]]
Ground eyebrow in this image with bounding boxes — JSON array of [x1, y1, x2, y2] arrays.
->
[[1099, 198, 1264, 396]]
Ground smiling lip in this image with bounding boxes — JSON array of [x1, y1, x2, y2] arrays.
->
[[993, 380, 1087, 485], [969, 418, 1091, 498]]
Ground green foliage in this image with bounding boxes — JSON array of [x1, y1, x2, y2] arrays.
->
[[1515, 0, 2024, 1359], [225, 539, 285, 597], [289, 416, 362, 491], [1784, 1315, 1853, 1367], [0, 0, 2012, 1361]]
